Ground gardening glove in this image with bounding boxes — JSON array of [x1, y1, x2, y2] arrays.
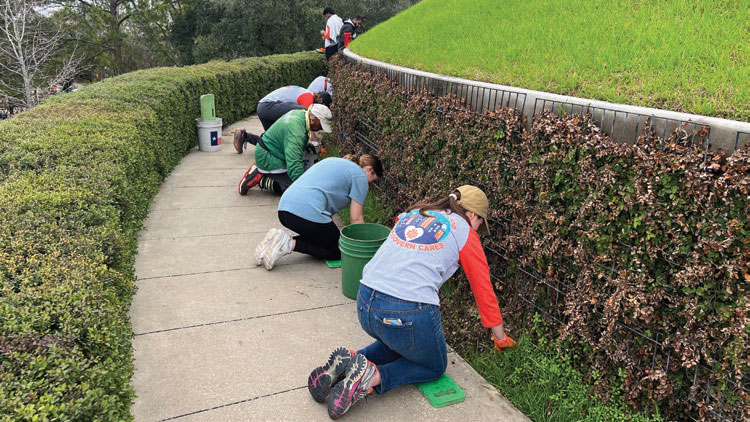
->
[[305, 144, 318, 154], [493, 335, 517, 351]]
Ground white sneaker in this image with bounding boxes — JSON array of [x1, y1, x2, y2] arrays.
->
[[263, 230, 292, 270], [254, 228, 280, 266]]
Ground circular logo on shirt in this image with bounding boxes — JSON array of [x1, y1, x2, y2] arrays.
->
[[394, 210, 451, 245]]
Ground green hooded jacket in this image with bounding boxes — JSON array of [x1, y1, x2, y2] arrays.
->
[[254, 109, 310, 181]]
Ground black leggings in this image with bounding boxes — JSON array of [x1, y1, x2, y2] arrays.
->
[[259, 173, 293, 195], [278, 210, 341, 261]]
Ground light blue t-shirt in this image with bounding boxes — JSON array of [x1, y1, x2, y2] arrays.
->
[[278, 158, 369, 223]]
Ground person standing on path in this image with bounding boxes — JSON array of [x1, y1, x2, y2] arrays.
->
[[237, 104, 332, 196], [321, 7, 344, 60], [337, 16, 364, 50], [306, 185, 517, 419], [254, 154, 383, 270], [233, 86, 332, 153]]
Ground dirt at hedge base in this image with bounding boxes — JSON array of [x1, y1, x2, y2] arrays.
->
[[439, 274, 512, 355]]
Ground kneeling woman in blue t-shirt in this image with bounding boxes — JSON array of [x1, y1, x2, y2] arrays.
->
[[255, 154, 383, 270]]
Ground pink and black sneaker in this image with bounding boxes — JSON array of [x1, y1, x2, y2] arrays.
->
[[327, 353, 377, 419], [307, 347, 355, 403]]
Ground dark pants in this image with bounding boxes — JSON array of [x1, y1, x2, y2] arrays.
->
[[241, 132, 261, 146], [257, 101, 305, 131], [259, 173, 293, 195], [325, 44, 339, 60], [278, 210, 341, 260]]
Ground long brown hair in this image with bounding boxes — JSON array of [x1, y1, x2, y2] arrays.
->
[[342, 153, 383, 177], [407, 189, 471, 225]]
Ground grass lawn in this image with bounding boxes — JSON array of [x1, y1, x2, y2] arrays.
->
[[351, 0, 750, 121], [465, 329, 662, 422]]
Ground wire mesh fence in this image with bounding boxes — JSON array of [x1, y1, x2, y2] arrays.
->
[[335, 62, 749, 419]]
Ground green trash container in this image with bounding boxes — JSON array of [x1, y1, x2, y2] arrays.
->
[[200, 94, 216, 121], [339, 223, 391, 299]]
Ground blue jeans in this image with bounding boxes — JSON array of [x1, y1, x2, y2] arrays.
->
[[356, 284, 447, 394]]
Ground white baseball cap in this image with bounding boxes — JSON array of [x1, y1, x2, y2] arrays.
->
[[309, 104, 332, 133]]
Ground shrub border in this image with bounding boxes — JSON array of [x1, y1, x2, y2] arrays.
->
[[0, 51, 325, 420]]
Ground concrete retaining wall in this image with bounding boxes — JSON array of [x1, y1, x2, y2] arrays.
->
[[343, 49, 750, 154]]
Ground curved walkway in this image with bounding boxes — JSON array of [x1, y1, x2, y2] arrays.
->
[[129, 115, 529, 421]]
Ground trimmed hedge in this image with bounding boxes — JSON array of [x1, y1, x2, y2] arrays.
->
[[0, 52, 325, 420], [329, 58, 749, 421]]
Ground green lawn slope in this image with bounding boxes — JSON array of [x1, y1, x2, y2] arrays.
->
[[351, 0, 750, 122]]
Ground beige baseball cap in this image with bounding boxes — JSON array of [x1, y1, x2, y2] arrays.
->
[[455, 185, 490, 235], [309, 103, 332, 133]]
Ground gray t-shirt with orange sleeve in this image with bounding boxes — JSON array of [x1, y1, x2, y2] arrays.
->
[[361, 209, 504, 327], [361, 210, 469, 306]]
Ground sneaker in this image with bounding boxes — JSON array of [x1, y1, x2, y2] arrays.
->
[[238, 164, 262, 195], [308, 347, 356, 403], [327, 354, 377, 419], [233, 128, 246, 154], [262, 230, 292, 270], [254, 228, 280, 266]]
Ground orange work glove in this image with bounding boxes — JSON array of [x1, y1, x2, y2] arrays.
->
[[493, 335, 517, 351]]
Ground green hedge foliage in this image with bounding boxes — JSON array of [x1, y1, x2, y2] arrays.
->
[[0, 51, 325, 421], [329, 58, 749, 421]]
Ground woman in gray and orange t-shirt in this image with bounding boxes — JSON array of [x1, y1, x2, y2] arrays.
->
[[307, 185, 516, 419]]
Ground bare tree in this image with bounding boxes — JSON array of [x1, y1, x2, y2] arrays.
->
[[0, 0, 84, 109]]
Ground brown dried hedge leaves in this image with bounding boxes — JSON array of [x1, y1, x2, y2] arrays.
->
[[328, 58, 749, 421]]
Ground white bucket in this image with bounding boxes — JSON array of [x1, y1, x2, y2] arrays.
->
[[195, 117, 223, 152]]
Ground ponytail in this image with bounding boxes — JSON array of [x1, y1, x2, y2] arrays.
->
[[342, 153, 383, 178], [407, 189, 471, 226]]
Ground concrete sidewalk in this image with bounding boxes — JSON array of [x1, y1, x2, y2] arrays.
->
[[129, 116, 529, 422]]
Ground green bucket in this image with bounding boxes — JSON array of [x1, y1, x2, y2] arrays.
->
[[339, 223, 391, 299]]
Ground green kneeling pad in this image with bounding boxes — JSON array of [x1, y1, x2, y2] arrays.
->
[[325, 260, 342, 268], [418, 374, 465, 408]]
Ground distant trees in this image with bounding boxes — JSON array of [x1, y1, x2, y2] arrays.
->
[[0, 0, 85, 109], [168, 0, 420, 65], [0, 0, 417, 111], [53, 0, 187, 77]]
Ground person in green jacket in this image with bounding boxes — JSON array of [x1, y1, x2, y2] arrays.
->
[[238, 104, 332, 196]]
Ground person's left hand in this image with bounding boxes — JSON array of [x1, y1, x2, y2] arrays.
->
[[491, 324, 516, 351], [493, 335, 517, 351]]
